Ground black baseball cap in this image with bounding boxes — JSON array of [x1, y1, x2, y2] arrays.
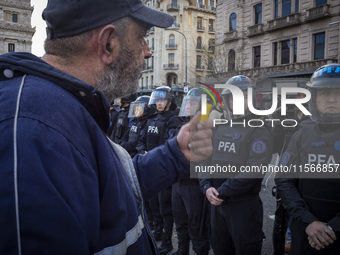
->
[[42, 0, 174, 39]]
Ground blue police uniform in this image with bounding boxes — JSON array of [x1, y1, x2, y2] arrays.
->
[[200, 114, 273, 255]]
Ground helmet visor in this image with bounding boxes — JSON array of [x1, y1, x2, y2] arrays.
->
[[309, 88, 340, 124], [128, 102, 146, 118]]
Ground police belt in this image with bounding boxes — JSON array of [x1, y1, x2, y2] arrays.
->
[[220, 193, 259, 203]]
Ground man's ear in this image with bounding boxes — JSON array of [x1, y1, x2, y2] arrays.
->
[[97, 24, 119, 65]]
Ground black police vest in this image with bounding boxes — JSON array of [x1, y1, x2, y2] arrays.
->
[[297, 124, 340, 222], [128, 119, 146, 142], [114, 109, 129, 143], [146, 112, 173, 151]]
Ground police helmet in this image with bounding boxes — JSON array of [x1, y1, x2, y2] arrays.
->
[[306, 63, 340, 124], [128, 96, 156, 118], [121, 93, 137, 104], [149, 86, 177, 111], [221, 75, 256, 119], [179, 87, 216, 117]]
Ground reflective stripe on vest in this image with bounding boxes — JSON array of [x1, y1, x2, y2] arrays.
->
[[94, 215, 144, 255]]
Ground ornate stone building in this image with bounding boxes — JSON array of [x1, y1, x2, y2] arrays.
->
[[140, 0, 216, 96], [0, 0, 35, 54], [208, 0, 340, 107]]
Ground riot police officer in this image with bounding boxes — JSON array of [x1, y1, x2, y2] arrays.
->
[[121, 95, 156, 157], [171, 87, 211, 255], [137, 86, 183, 254], [110, 93, 136, 144], [276, 64, 340, 254], [271, 82, 313, 255], [199, 75, 273, 255]]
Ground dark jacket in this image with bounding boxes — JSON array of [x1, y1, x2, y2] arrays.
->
[[0, 52, 190, 255]]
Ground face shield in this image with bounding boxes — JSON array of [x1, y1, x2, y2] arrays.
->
[[309, 87, 340, 124], [128, 101, 147, 118], [179, 95, 201, 117], [221, 88, 257, 120]]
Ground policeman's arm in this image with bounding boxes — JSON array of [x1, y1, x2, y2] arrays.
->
[[275, 130, 319, 228], [136, 125, 147, 154]]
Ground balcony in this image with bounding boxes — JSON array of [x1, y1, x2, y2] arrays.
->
[[208, 26, 215, 33], [209, 6, 216, 11], [247, 23, 264, 37], [169, 23, 180, 29], [147, 65, 154, 71], [149, 27, 155, 34], [166, 44, 178, 49], [199, 4, 205, 9], [305, 4, 330, 22], [197, 25, 205, 32], [208, 46, 215, 53], [267, 13, 301, 32], [196, 45, 205, 52], [167, 3, 180, 11], [223, 30, 238, 43], [196, 66, 205, 71], [163, 64, 179, 70]]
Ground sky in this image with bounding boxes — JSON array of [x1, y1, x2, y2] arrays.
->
[[31, 0, 48, 57]]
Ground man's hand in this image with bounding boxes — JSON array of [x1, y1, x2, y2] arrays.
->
[[177, 112, 213, 162], [306, 221, 337, 250], [206, 187, 223, 206]]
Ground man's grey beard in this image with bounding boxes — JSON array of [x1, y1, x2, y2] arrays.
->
[[94, 44, 142, 103]]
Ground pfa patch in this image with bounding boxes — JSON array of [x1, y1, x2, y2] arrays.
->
[[232, 132, 241, 140], [251, 140, 266, 154], [335, 141, 340, 151]]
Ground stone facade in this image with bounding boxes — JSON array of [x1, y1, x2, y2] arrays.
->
[[209, 0, 340, 91], [0, 0, 35, 54], [140, 0, 216, 95]]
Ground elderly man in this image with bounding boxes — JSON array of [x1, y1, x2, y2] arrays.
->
[[0, 0, 213, 254]]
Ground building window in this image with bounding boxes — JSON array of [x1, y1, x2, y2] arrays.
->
[[229, 13, 237, 31], [8, 43, 15, 52], [197, 36, 202, 49], [151, 75, 154, 88], [316, 0, 327, 7], [314, 32, 325, 60], [12, 13, 18, 22], [151, 56, 154, 69], [208, 57, 214, 71], [253, 46, 261, 68], [228, 50, 236, 71], [197, 17, 203, 30], [210, 0, 215, 8], [274, 0, 279, 18], [293, 38, 297, 63], [208, 38, 215, 53], [281, 40, 290, 64], [196, 55, 202, 69], [273, 42, 278, 65], [255, 4, 262, 24], [168, 53, 175, 66], [209, 19, 214, 32], [169, 34, 175, 47], [146, 76, 149, 88], [198, 0, 205, 8], [282, 0, 292, 17], [295, 0, 299, 12]]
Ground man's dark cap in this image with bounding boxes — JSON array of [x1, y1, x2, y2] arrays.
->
[[42, 0, 174, 39]]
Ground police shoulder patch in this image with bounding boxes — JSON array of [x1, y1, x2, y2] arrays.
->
[[251, 140, 266, 154], [334, 141, 340, 151]]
